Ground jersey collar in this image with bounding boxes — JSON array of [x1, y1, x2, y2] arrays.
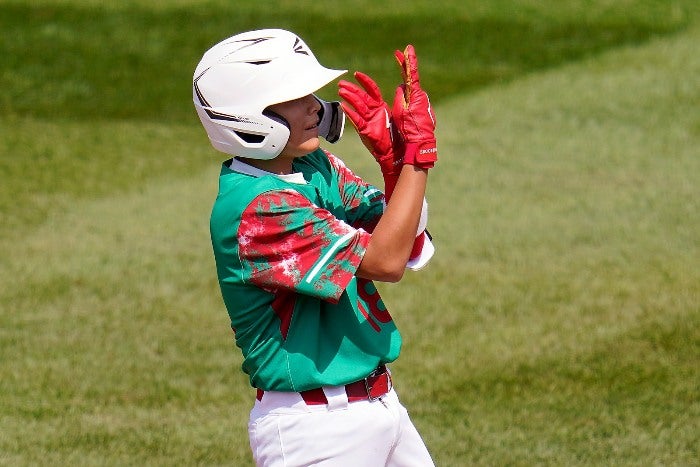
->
[[229, 157, 307, 185]]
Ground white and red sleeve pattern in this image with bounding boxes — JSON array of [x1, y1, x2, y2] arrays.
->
[[237, 189, 371, 303]]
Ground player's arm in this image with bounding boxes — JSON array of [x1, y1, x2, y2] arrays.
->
[[357, 164, 427, 282], [344, 45, 438, 282]]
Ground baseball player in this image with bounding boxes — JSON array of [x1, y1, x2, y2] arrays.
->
[[193, 29, 438, 466]]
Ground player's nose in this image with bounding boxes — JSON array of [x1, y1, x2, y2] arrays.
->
[[305, 94, 321, 115]]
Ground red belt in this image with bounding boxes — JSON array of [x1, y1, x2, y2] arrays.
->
[[256, 365, 392, 405]]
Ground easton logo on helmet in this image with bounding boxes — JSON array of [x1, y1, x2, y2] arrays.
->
[[293, 37, 309, 56]]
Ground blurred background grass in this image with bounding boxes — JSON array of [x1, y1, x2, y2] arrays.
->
[[1, 0, 699, 465]]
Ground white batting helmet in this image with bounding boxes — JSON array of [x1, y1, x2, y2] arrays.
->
[[193, 29, 347, 160]]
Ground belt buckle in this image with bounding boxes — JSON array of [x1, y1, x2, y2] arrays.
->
[[364, 366, 392, 402]]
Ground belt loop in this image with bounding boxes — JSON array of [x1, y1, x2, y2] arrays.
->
[[323, 385, 348, 411]]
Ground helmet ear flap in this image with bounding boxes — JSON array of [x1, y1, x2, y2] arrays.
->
[[315, 95, 345, 143], [262, 109, 290, 131]]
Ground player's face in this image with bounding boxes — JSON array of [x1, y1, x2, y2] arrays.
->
[[267, 94, 322, 158]]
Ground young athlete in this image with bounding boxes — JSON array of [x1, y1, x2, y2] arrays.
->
[[193, 29, 438, 466]]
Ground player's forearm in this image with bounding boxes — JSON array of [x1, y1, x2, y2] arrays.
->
[[357, 165, 427, 282]]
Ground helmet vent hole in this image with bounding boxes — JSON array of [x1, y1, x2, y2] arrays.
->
[[246, 60, 271, 65], [234, 131, 265, 144]]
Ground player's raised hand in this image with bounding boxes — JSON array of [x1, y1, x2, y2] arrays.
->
[[338, 72, 402, 177], [392, 45, 437, 169]]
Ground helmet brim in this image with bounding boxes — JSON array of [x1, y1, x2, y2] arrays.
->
[[264, 62, 347, 108]]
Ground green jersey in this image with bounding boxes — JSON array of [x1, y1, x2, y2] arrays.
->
[[210, 149, 401, 391]]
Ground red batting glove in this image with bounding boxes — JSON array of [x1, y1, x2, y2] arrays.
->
[[339, 72, 401, 199], [392, 45, 437, 169]]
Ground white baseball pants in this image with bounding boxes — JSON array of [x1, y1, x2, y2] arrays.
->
[[248, 386, 435, 466]]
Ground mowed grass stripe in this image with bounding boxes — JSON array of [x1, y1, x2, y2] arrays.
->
[[0, 1, 694, 121]]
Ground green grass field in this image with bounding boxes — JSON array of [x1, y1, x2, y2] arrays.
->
[[1, 1, 699, 465]]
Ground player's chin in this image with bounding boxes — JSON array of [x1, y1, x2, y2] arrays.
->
[[283, 137, 320, 159], [298, 136, 321, 155]]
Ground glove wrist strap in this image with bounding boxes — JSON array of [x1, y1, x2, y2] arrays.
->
[[402, 141, 437, 169]]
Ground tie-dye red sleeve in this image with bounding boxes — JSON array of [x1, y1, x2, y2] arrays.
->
[[238, 188, 371, 303]]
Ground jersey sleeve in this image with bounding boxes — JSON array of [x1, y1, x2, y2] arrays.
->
[[237, 188, 371, 303], [324, 150, 385, 232]]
